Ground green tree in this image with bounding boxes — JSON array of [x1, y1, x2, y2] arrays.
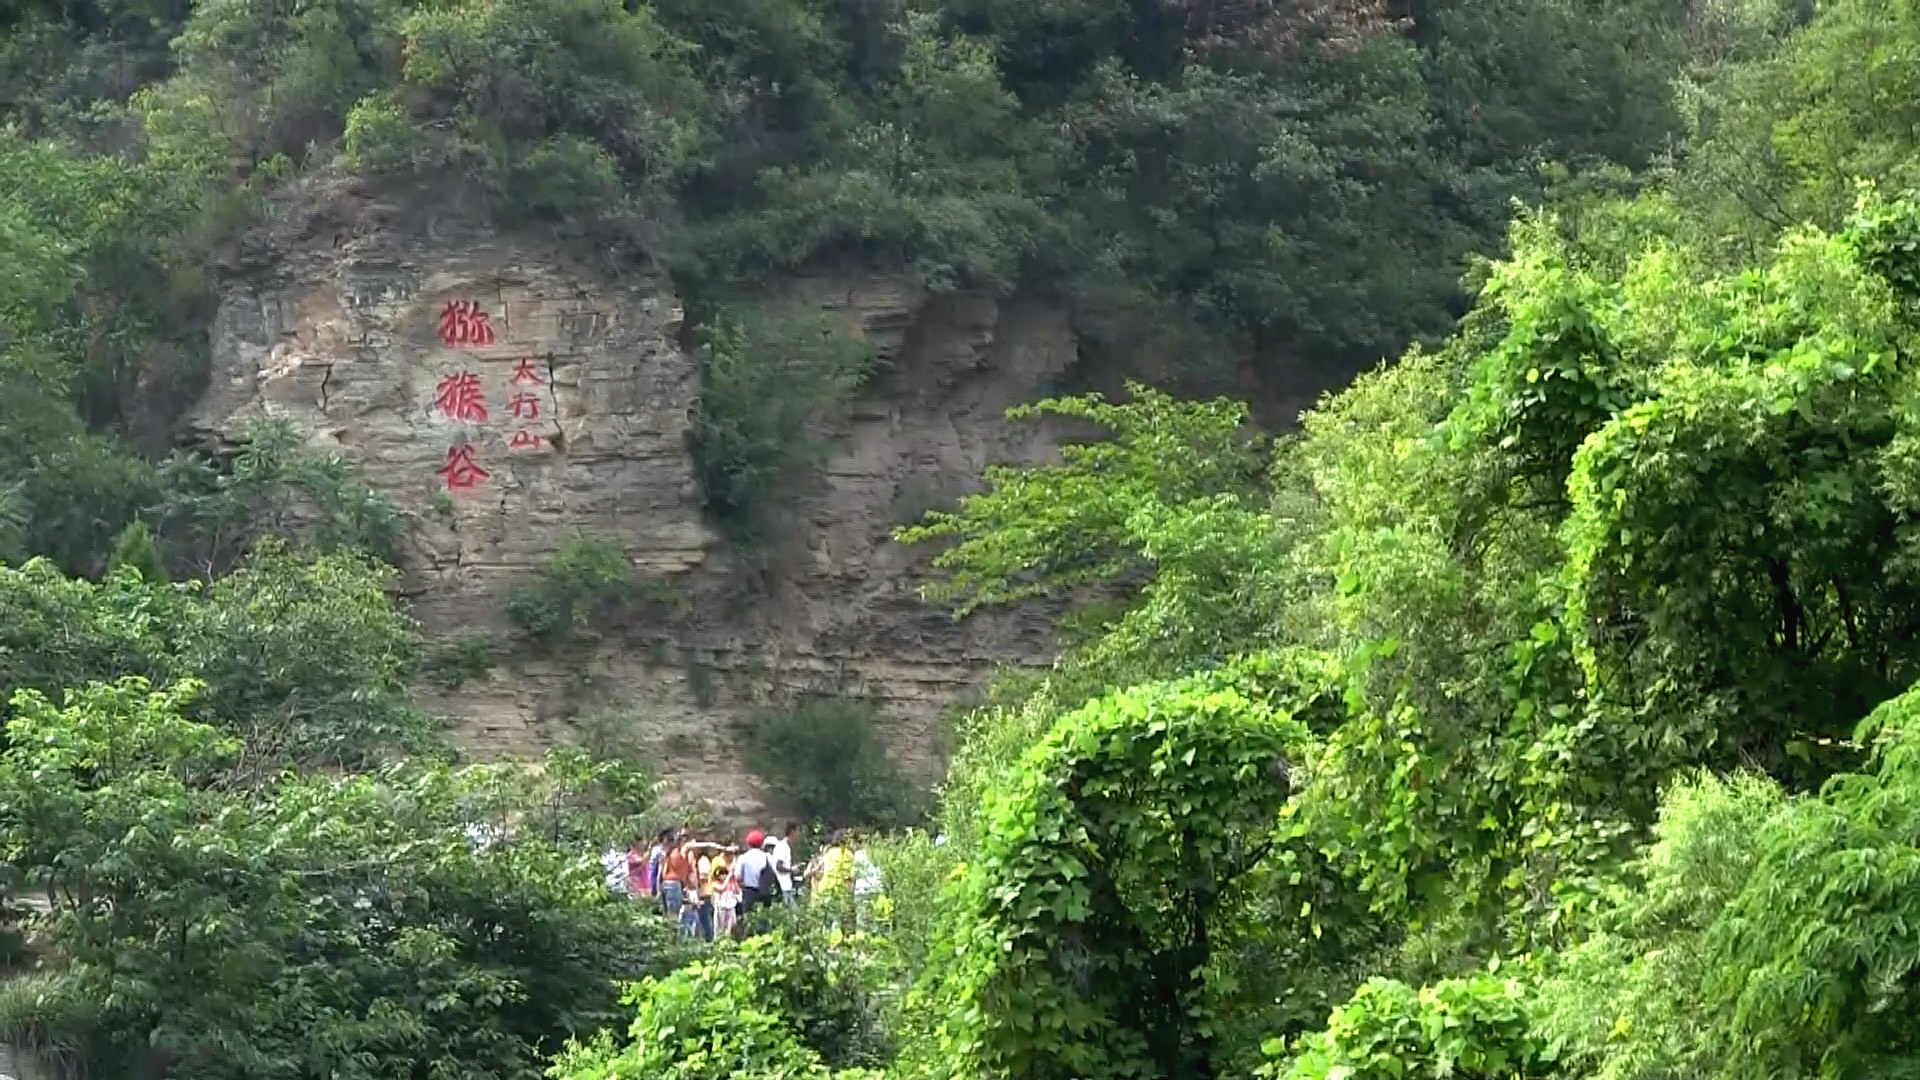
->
[[742, 697, 924, 829], [174, 538, 444, 767], [923, 669, 1311, 1080], [105, 519, 167, 582], [0, 675, 686, 1079], [1560, 202, 1920, 793], [0, 540, 440, 767], [1532, 680, 1920, 1079], [899, 385, 1284, 700], [1666, 0, 1920, 262], [1530, 770, 1786, 1080], [0, 130, 195, 576], [690, 305, 876, 537]]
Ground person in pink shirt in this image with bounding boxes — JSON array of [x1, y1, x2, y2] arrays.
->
[[626, 834, 650, 899]]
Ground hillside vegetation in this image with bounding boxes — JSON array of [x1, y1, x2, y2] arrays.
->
[[13, 0, 1920, 1078], [3, 0, 1702, 553]]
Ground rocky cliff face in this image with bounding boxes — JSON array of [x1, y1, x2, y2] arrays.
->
[[190, 180, 1067, 818]]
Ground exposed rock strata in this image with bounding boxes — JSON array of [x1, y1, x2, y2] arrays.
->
[[192, 181, 1066, 817]]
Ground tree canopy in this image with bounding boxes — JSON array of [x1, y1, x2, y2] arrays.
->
[[20, 0, 1920, 1078]]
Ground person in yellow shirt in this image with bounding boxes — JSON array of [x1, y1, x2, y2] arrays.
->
[[712, 851, 740, 938], [805, 830, 855, 929], [680, 840, 731, 942], [693, 850, 716, 941]]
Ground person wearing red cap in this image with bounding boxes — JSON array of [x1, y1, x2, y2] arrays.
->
[[734, 828, 774, 936]]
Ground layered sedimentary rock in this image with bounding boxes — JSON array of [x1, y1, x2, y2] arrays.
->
[[191, 179, 1066, 816]]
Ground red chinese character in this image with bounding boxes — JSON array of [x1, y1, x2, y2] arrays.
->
[[438, 300, 496, 348], [509, 392, 541, 421], [433, 370, 489, 423], [510, 357, 544, 385], [436, 444, 490, 490], [509, 429, 544, 451]]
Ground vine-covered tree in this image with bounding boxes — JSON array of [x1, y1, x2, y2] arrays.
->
[[927, 670, 1311, 1080]]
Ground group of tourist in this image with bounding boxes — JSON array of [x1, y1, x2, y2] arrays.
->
[[600, 821, 885, 941]]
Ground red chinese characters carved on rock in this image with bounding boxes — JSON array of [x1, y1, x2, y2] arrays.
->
[[508, 357, 546, 450], [437, 444, 490, 491], [438, 300, 496, 348], [434, 370, 489, 423]]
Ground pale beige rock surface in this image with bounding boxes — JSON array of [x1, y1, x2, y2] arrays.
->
[[191, 180, 1065, 819]]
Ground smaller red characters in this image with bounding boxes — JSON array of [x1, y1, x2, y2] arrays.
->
[[509, 429, 544, 451], [433, 370, 489, 423], [508, 392, 542, 421], [436, 444, 490, 491], [438, 300, 496, 348], [510, 357, 544, 386]]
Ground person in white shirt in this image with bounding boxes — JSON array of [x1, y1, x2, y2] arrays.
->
[[734, 830, 774, 936], [771, 821, 798, 902], [599, 846, 629, 896], [852, 847, 881, 901]]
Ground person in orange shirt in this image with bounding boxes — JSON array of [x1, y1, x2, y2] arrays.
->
[[660, 834, 694, 928]]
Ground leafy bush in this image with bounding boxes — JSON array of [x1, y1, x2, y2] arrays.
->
[[156, 416, 407, 577], [421, 633, 499, 689], [858, 829, 962, 1008], [1532, 683, 1920, 1080], [0, 676, 691, 1079], [105, 519, 167, 582], [742, 697, 925, 829], [0, 541, 442, 768], [1529, 771, 1786, 1080], [689, 305, 876, 538], [1270, 974, 1549, 1080], [507, 534, 675, 643], [551, 925, 894, 1080], [175, 538, 445, 766]]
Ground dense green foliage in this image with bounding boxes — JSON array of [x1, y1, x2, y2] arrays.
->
[[1, 677, 678, 1078], [898, 387, 1282, 700], [0, 529, 680, 1078], [924, 670, 1308, 1080], [1, 0, 1711, 532], [821, 3, 1920, 1075], [689, 306, 877, 537], [551, 919, 894, 1080], [0, 543, 437, 766], [507, 534, 676, 644], [1272, 974, 1547, 1080], [23, 0, 1920, 1079], [741, 697, 925, 829]]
